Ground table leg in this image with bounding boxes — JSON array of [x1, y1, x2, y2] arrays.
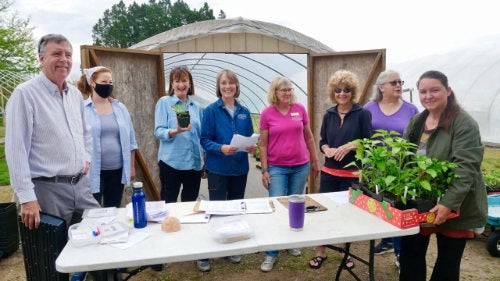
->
[[368, 240, 375, 281], [327, 240, 376, 281], [88, 269, 123, 281]]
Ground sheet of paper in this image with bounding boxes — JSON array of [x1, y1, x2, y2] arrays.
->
[[229, 133, 260, 152], [244, 199, 273, 214], [84, 207, 117, 218], [197, 199, 273, 215], [108, 232, 150, 250], [179, 213, 211, 224], [323, 191, 349, 204], [198, 200, 246, 215]]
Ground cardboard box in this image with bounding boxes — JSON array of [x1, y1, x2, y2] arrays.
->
[[349, 188, 458, 229]]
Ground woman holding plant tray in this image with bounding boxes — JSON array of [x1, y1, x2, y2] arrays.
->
[[399, 70, 487, 281], [154, 66, 204, 204], [309, 70, 373, 270], [364, 70, 419, 264]]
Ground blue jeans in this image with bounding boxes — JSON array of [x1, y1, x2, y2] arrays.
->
[[268, 162, 310, 197], [266, 162, 310, 257], [381, 236, 401, 256]]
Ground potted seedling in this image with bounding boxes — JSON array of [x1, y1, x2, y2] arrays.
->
[[172, 104, 190, 128]]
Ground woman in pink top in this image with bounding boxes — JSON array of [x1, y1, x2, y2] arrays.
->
[[258, 76, 319, 272]]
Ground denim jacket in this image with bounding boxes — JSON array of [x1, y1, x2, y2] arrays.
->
[[84, 98, 138, 194], [154, 95, 203, 171]]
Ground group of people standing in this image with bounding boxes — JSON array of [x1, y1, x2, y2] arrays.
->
[[6, 33, 487, 281]]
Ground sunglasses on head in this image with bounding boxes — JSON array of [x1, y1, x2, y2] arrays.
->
[[387, 80, 404, 86], [334, 88, 352, 94]]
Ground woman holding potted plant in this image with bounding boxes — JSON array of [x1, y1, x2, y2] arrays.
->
[[154, 66, 204, 204], [309, 70, 373, 270], [399, 70, 488, 281], [364, 70, 419, 263]]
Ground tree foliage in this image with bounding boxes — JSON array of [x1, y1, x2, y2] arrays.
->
[[92, 0, 215, 48], [0, 0, 39, 74]]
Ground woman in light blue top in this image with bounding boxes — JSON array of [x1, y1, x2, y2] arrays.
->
[[78, 66, 138, 208], [154, 66, 204, 204]]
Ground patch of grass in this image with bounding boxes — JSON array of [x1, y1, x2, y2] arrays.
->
[[0, 186, 13, 202]]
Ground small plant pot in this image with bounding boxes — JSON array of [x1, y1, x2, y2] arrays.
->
[[395, 198, 437, 213], [177, 113, 190, 128], [351, 183, 394, 205]]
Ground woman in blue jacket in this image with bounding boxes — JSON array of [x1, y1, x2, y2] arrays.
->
[[199, 69, 256, 271]]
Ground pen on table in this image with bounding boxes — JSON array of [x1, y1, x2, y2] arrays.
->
[[241, 201, 247, 214]]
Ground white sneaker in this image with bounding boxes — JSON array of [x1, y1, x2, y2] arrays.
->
[[260, 255, 277, 272], [196, 259, 211, 272], [228, 255, 241, 263], [287, 248, 302, 256]]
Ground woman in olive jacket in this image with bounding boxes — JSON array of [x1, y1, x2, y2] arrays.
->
[[400, 70, 487, 281]]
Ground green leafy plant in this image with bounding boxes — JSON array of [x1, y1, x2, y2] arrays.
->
[[347, 129, 457, 205], [172, 104, 189, 117]]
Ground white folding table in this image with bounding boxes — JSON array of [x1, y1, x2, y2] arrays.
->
[[56, 192, 419, 281]]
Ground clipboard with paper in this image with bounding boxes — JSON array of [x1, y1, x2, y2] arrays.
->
[[193, 199, 274, 215]]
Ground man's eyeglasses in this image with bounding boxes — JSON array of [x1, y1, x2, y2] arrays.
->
[[334, 88, 352, 94], [278, 88, 294, 93], [387, 80, 404, 86]]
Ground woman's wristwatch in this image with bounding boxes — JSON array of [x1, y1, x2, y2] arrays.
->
[[261, 168, 269, 174]]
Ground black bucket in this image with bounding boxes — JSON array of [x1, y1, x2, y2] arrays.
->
[[0, 202, 19, 258]]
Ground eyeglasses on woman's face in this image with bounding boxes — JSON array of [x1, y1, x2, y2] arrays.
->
[[386, 80, 404, 86], [277, 88, 294, 93], [334, 88, 352, 94]]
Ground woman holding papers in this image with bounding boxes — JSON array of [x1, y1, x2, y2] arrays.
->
[[309, 70, 373, 270], [258, 76, 319, 272], [200, 69, 256, 271]]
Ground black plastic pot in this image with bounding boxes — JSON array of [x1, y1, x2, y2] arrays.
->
[[0, 202, 19, 259], [177, 112, 190, 128], [395, 198, 437, 213]]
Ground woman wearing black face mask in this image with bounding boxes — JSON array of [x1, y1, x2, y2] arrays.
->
[[77, 66, 138, 208]]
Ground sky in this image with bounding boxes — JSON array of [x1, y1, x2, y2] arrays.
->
[[9, 0, 500, 80]]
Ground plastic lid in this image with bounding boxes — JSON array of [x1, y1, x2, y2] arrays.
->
[[132, 182, 143, 188]]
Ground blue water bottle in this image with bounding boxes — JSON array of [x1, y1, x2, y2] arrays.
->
[[132, 182, 147, 228]]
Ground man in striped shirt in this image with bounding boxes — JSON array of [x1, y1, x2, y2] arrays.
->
[[6, 34, 100, 230]]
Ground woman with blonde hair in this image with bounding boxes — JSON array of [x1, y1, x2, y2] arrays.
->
[[259, 76, 319, 272], [309, 70, 373, 270]]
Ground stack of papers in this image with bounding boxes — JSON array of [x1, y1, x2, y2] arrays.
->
[[229, 133, 260, 152], [125, 201, 170, 223]]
